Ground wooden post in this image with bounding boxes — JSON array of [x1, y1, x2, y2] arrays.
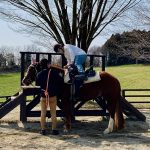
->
[[122, 90, 125, 98], [62, 54, 67, 67], [36, 53, 40, 62], [102, 55, 105, 71], [48, 54, 52, 63], [89, 55, 94, 66], [20, 94, 27, 122], [20, 52, 25, 86]]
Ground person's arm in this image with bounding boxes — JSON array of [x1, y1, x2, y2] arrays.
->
[[67, 48, 75, 63], [64, 46, 75, 65], [35, 72, 41, 86]]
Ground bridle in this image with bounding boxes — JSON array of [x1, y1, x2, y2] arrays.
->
[[23, 63, 39, 86], [30, 64, 38, 76]]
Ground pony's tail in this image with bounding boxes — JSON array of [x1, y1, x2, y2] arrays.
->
[[114, 95, 125, 130]]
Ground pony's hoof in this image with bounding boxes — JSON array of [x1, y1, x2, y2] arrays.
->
[[103, 128, 111, 134], [63, 129, 69, 133]]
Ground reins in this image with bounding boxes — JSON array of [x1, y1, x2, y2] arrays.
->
[[44, 69, 51, 108]]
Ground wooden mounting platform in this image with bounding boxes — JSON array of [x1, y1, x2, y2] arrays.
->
[[120, 96, 146, 121], [0, 92, 25, 119], [0, 87, 146, 122]]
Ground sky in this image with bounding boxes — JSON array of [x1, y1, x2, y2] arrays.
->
[[0, 20, 110, 51], [0, 21, 33, 47]]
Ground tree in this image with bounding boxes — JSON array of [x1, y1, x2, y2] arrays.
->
[[101, 30, 150, 65], [0, 53, 6, 67], [133, 0, 150, 27], [88, 45, 102, 66], [0, 0, 140, 52], [5, 53, 15, 67]]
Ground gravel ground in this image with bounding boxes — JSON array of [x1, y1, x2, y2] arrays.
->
[[0, 107, 150, 150]]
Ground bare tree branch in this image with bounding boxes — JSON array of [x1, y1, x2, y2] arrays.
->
[[0, 0, 141, 51]]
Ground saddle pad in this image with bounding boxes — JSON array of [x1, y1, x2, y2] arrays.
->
[[84, 72, 101, 84], [64, 71, 101, 84]]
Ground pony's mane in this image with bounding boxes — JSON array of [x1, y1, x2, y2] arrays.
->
[[31, 62, 40, 66]]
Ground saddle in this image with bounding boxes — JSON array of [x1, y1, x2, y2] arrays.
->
[[68, 64, 96, 82], [66, 65, 98, 99], [85, 65, 96, 77], [66, 64, 99, 98]]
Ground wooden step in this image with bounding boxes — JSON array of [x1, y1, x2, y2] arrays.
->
[[121, 96, 146, 121]]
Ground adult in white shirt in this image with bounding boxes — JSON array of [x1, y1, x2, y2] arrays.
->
[[54, 44, 87, 74]]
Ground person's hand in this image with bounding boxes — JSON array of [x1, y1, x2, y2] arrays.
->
[[63, 65, 68, 69]]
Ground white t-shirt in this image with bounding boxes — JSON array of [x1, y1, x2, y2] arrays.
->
[[63, 44, 86, 64]]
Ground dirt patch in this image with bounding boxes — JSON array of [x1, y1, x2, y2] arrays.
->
[[0, 108, 150, 150]]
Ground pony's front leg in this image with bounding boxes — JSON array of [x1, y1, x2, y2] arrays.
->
[[63, 118, 71, 133], [60, 116, 71, 132], [103, 117, 114, 134], [61, 98, 72, 132]]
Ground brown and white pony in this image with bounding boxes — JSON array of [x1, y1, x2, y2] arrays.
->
[[22, 63, 125, 134]]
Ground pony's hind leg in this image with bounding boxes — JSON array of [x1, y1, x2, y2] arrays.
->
[[103, 98, 116, 134], [103, 117, 114, 134]]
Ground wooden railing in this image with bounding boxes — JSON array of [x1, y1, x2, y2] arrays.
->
[[0, 96, 11, 106], [20, 52, 106, 85], [122, 89, 150, 103]]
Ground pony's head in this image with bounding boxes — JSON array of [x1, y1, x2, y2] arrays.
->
[[22, 61, 65, 86], [22, 58, 51, 86], [22, 63, 41, 86]]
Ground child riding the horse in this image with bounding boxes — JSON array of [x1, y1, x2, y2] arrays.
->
[[53, 44, 87, 74], [36, 59, 59, 135], [54, 44, 87, 97]]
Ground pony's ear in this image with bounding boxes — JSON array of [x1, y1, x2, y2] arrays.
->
[[32, 58, 36, 64]]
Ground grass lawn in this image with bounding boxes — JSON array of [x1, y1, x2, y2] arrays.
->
[[105, 64, 150, 89], [0, 72, 20, 96]]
